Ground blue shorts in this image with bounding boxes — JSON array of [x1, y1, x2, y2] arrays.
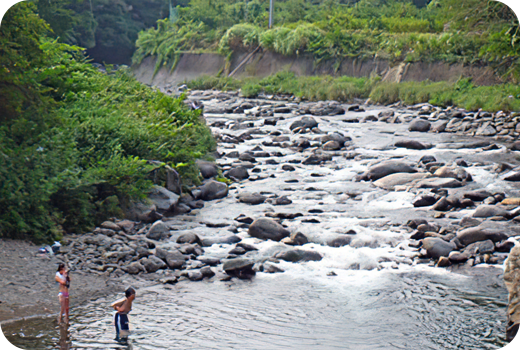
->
[[115, 313, 129, 335]]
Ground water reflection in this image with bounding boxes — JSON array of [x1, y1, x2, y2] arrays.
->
[[2, 268, 509, 350]]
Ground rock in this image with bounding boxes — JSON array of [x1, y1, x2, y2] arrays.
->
[[262, 262, 285, 273], [431, 120, 448, 133], [374, 172, 429, 191], [302, 154, 332, 165], [327, 235, 352, 247], [413, 195, 437, 207], [141, 255, 166, 273], [437, 256, 451, 267], [415, 177, 463, 189], [201, 235, 242, 247], [238, 192, 267, 205], [464, 190, 492, 202], [502, 198, 520, 206], [323, 140, 342, 150], [421, 237, 457, 258], [225, 167, 249, 181], [274, 196, 292, 205], [176, 232, 202, 245], [457, 226, 508, 246], [155, 247, 186, 269], [460, 217, 482, 228], [100, 221, 120, 231], [197, 257, 221, 266], [198, 180, 229, 201], [122, 261, 144, 274], [249, 218, 290, 241], [449, 251, 470, 263], [419, 155, 437, 164], [407, 218, 428, 229], [463, 239, 495, 256], [165, 165, 182, 195], [117, 220, 135, 233], [290, 117, 318, 131], [223, 258, 256, 279], [394, 140, 432, 150], [473, 205, 510, 218], [274, 249, 323, 262], [281, 232, 309, 246], [434, 166, 472, 182], [146, 221, 170, 240], [200, 266, 215, 278], [409, 119, 431, 132], [432, 196, 450, 211], [196, 160, 218, 179], [281, 165, 295, 171], [239, 153, 256, 162], [475, 122, 497, 136], [148, 186, 180, 213], [360, 160, 417, 181], [228, 246, 246, 255], [503, 245, 520, 342], [504, 171, 520, 182], [455, 159, 468, 167], [496, 240, 515, 253]]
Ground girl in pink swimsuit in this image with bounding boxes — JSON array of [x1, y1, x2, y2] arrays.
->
[[55, 263, 70, 324]]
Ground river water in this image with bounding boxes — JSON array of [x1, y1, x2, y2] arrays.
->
[[3, 104, 518, 349]]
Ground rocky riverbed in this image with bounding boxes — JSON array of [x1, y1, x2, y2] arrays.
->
[[4, 90, 520, 346]]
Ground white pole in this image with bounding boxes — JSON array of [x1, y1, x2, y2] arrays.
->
[[269, 0, 273, 28]]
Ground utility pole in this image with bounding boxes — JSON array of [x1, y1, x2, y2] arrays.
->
[[269, 0, 274, 28]]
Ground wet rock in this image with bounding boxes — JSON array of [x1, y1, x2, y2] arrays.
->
[[407, 218, 428, 229], [432, 196, 450, 211], [464, 190, 492, 202], [239, 153, 256, 162], [457, 226, 508, 246], [327, 235, 352, 247], [116, 220, 135, 233], [419, 155, 437, 165], [281, 164, 295, 171], [394, 140, 432, 150], [274, 196, 292, 205], [503, 245, 520, 342], [437, 256, 451, 267], [249, 218, 290, 241], [473, 205, 510, 218], [201, 235, 242, 247], [302, 154, 332, 165], [475, 122, 497, 136], [176, 232, 202, 245], [101, 221, 120, 231], [323, 140, 342, 150], [274, 249, 323, 262], [375, 172, 430, 191], [409, 119, 431, 132], [262, 262, 285, 273], [434, 166, 472, 182], [122, 261, 145, 274], [228, 246, 246, 255], [141, 255, 166, 273], [359, 160, 417, 181], [196, 160, 218, 179], [421, 237, 457, 258], [165, 165, 182, 195], [223, 258, 255, 279], [463, 239, 495, 256], [503, 171, 520, 182], [413, 195, 437, 207], [415, 177, 463, 189], [225, 167, 249, 181], [281, 232, 309, 246], [496, 240, 515, 253], [448, 251, 470, 263], [290, 117, 318, 131], [155, 248, 186, 269], [200, 266, 215, 278], [197, 257, 221, 266], [460, 217, 482, 228], [238, 192, 267, 205], [146, 221, 170, 241], [198, 180, 229, 201]]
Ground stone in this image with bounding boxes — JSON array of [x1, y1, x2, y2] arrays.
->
[[289, 117, 318, 131], [122, 261, 144, 274], [432, 196, 450, 211], [504, 171, 520, 182], [228, 246, 246, 255], [449, 251, 470, 263], [503, 245, 520, 341], [282, 165, 295, 171], [197, 257, 221, 266], [155, 247, 186, 269], [238, 192, 267, 205], [463, 239, 495, 256], [223, 258, 256, 279], [419, 155, 437, 164], [100, 221, 120, 231], [141, 255, 166, 273], [148, 186, 180, 212], [464, 190, 492, 202], [165, 165, 182, 195], [225, 167, 249, 181], [281, 232, 309, 246], [460, 217, 482, 228], [457, 226, 508, 246], [323, 140, 342, 150], [249, 218, 290, 241], [146, 221, 170, 240], [176, 232, 201, 245], [475, 123, 497, 136], [302, 154, 332, 165], [193, 161, 216, 180], [437, 256, 451, 267], [200, 266, 215, 278], [394, 140, 432, 150], [274, 196, 292, 205], [201, 235, 242, 247], [502, 198, 520, 206], [327, 235, 352, 247], [421, 237, 457, 258], [434, 166, 472, 182], [496, 240, 515, 253], [415, 177, 463, 189], [239, 153, 256, 162], [360, 160, 417, 181], [409, 119, 431, 132], [473, 205, 510, 218], [413, 195, 437, 207], [274, 249, 323, 262], [198, 180, 229, 201], [374, 172, 429, 191]]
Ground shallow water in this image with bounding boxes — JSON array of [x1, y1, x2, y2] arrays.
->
[[3, 266, 508, 350]]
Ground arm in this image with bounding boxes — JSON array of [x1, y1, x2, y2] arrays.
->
[[55, 275, 66, 285]]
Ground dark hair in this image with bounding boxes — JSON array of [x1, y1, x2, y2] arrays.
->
[[125, 287, 136, 298], [57, 263, 65, 272]]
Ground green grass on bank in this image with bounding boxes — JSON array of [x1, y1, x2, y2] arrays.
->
[[0, 3, 216, 243], [186, 72, 520, 112]]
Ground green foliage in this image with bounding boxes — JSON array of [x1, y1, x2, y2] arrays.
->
[[0, 3, 215, 243]]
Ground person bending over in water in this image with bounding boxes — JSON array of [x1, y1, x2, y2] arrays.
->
[[112, 287, 136, 342], [55, 263, 70, 324]]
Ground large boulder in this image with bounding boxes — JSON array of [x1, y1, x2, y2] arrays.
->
[[201, 235, 242, 247], [165, 165, 182, 195], [155, 248, 186, 269], [176, 232, 202, 245], [146, 221, 170, 240], [223, 258, 256, 279], [198, 180, 229, 201], [473, 205, 510, 218], [457, 225, 509, 246], [148, 186, 180, 212], [196, 160, 218, 179], [394, 140, 432, 150], [464, 190, 492, 202], [360, 160, 417, 181], [140, 255, 167, 273], [238, 192, 266, 205], [421, 237, 457, 258], [289, 117, 318, 131], [124, 201, 161, 223], [409, 119, 431, 132], [122, 261, 145, 274], [274, 249, 323, 262], [373, 172, 429, 190], [504, 245, 520, 342], [225, 167, 249, 181], [248, 218, 290, 241], [415, 177, 463, 189]]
